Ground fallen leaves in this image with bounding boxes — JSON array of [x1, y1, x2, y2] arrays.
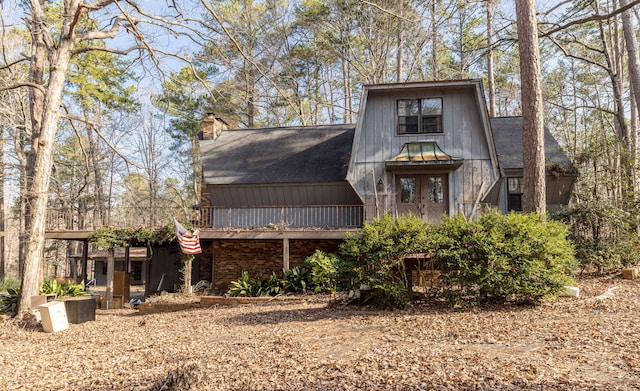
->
[[0, 274, 638, 390]]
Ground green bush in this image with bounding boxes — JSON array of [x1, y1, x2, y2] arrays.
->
[[430, 210, 577, 305], [304, 250, 341, 293], [281, 267, 309, 293], [339, 213, 432, 308]]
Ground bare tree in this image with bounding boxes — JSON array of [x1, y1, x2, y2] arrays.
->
[[1, 0, 199, 313], [619, 0, 640, 173], [516, 0, 546, 214]]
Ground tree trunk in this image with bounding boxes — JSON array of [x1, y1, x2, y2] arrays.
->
[[105, 248, 115, 309], [86, 118, 106, 227], [620, 0, 640, 191], [0, 131, 4, 281], [515, 0, 546, 214], [19, 1, 46, 279], [17, 7, 76, 312], [431, 0, 439, 79], [486, 0, 496, 117], [396, 0, 403, 83], [597, 12, 631, 206], [183, 254, 193, 295]]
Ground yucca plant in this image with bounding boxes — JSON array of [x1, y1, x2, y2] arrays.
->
[[40, 279, 88, 297], [282, 267, 309, 293], [228, 271, 254, 297], [40, 279, 60, 295], [0, 288, 19, 314], [60, 280, 88, 296]]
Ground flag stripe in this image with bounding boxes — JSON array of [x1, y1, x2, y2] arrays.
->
[[174, 219, 202, 255]]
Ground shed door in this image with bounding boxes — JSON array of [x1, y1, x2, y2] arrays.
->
[[396, 174, 448, 223]]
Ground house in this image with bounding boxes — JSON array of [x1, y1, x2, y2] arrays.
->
[[196, 79, 576, 293], [68, 247, 149, 286]]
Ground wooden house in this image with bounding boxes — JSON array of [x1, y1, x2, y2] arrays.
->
[[194, 80, 576, 292]]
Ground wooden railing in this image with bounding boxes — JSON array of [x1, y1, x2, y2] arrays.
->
[[45, 205, 364, 231], [45, 208, 185, 231]]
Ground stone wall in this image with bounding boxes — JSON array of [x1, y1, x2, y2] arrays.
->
[[201, 239, 343, 293]]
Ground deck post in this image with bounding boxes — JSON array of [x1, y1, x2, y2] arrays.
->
[[283, 238, 290, 271], [82, 241, 88, 282]]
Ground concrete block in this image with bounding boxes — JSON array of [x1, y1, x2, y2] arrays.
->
[[39, 301, 69, 333], [559, 286, 580, 298]]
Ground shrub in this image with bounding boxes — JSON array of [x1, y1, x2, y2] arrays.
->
[[281, 267, 309, 293], [430, 210, 577, 305], [227, 268, 313, 297], [553, 200, 640, 272], [0, 288, 19, 314], [339, 213, 433, 308], [304, 250, 341, 293]]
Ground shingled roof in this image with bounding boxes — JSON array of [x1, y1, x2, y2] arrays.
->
[[490, 116, 574, 172], [200, 124, 355, 185]]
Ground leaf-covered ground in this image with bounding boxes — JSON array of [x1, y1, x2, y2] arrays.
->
[[1, 274, 639, 390]]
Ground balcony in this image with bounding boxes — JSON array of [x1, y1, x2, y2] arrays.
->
[[45, 205, 364, 234], [200, 205, 364, 229]]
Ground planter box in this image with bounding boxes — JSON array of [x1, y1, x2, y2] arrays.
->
[[61, 296, 96, 324], [99, 295, 123, 309]]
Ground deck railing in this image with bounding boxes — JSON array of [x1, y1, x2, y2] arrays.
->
[[45, 205, 364, 231], [198, 205, 364, 229], [45, 208, 186, 231]]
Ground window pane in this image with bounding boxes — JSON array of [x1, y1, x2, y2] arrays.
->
[[427, 177, 443, 203], [400, 178, 416, 203], [508, 194, 523, 212], [399, 116, 419, 133], [508, 177, 523, 193], [421, 98, 442, 133], [398, 99, 419, 116], [421, 98, 442, 115], [398, 100, 419, 133], [422, 116, 441, 133]]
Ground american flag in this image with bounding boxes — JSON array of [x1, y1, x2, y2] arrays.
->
[[173, 218, 202, 255]]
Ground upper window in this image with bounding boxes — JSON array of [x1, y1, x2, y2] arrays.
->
[[397, 98, 443, 134]]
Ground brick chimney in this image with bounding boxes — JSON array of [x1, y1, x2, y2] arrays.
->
[[201, 112, 228, 140]]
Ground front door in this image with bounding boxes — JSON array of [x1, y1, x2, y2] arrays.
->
[[396, 174, 449, 223]]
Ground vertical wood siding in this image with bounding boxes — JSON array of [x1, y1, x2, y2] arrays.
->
[[347, 84, 498, 218]]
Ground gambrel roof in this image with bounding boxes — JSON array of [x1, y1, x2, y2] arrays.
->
[[200, 124, 355, 185]]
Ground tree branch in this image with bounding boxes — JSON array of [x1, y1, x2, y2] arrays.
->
[[0, 56, 31, 71], [541, 0, 640, 37], [71, 44, 139, 56], [76, 17, 124, 41], [0, 82, 46, 93]]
